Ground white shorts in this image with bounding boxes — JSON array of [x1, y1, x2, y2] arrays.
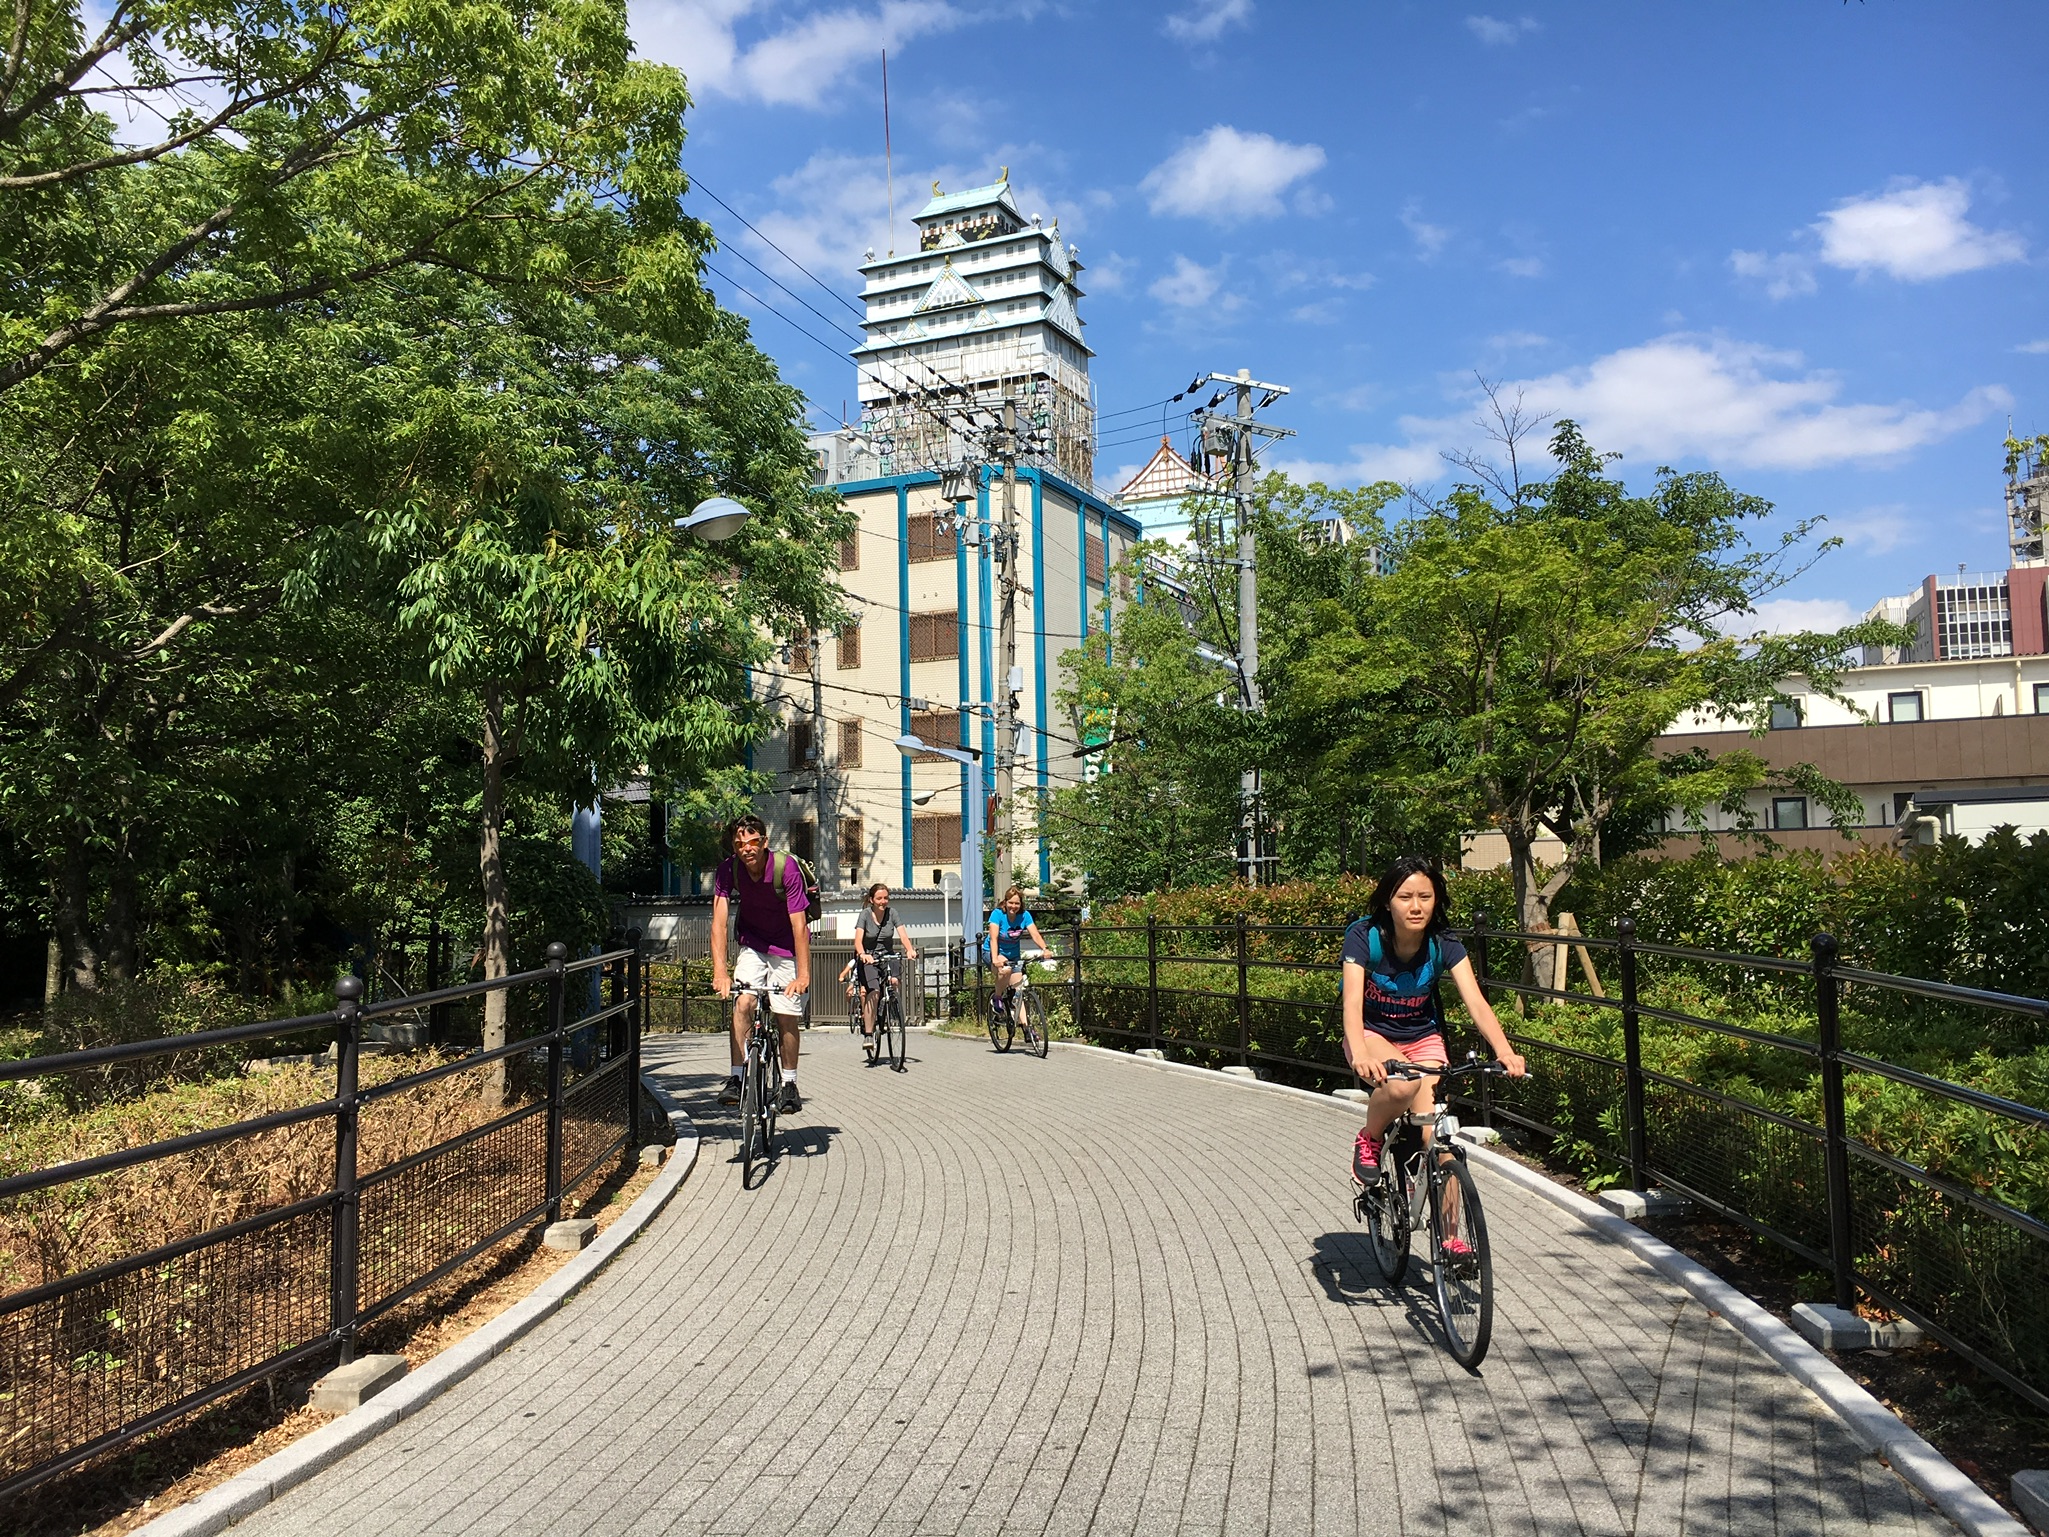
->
[[735, 947, 804, 1015]]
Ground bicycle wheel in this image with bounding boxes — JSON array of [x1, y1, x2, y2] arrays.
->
[[986, 994, 1013, 1053], [1429, 1152, 1493, 1368], [739, 1037, 765, 1182], [762, 1035, 783, 1155], [885, 990, 907, 1070], [1364, 1166, 1410, 1283], [1020, 985, 1050, 1058]]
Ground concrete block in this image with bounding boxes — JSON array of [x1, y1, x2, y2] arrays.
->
[[543, 1218, 597, 1252], [1134, 1049, 1165, 1060], [1598, 1187, 1691, 1221], [2012, 1470, 2049, 1531], [1331, 1088, 1370, 1104], [639, 1143, 668, 1168], [1455, 1126, 1502, 1146], [1219, 1065, 1258, 1080], [1791, 1302, 1925, 1352], [309, 1354, 408, 1414]]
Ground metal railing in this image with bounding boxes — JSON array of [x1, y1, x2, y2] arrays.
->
[[1068, 913, 2049, 1413], [0, 939, 647, 1499]]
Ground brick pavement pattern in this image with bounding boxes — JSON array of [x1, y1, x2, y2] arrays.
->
[[231, 1030, 1953, 1536]]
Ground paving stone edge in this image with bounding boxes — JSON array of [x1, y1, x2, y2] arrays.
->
[[133, 1075, 701, 1537], [1057, 1039, 2028, 1537]]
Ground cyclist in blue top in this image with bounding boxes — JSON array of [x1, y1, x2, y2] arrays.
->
[[988, 884, 1048, 1013]]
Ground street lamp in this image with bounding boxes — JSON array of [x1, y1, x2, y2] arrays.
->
[[896, 732, 984, 939], [674, 495, 753, 543]]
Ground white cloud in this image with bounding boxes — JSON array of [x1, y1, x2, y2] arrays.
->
[[630, 0, 965, 110], [1825, 504, 1919, 555], [1487, 330, 1550, 351], [1149, 254, 1230, 309], [2017, 339, 2049, 355], [1497, 255, 1545, 279], [1729, 248, 1818, 300], [1141, 125, 1326, 225], [1086, 251, 1135, 293], [1164, 0, 1252, 44], [1401, 201, 1451, 259], [1465, 14, 1539, 45], [1291, 333, 2009, 487], [1738, 598, 1863, 636], [1731, 177, 2026, 297], [1816, 178, 2026, 280]]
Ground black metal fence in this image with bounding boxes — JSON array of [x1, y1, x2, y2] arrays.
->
[[1070, 915, 2049, 1414], [0, 940, 646, 1500]]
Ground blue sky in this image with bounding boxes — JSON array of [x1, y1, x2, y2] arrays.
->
[[628, 1, 2049, 631]]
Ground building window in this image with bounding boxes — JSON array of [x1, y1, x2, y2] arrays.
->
[[908, 709, 961, 755], [839, 717, 863, 768], [1086, 534, 1106, 585], [1894, 791, 1916, 822], [838, 534, 860, 571], [913, 812, 962, 864], [908, 611, 958, 662], [1769, 699, 1802, 730], [1888, 691, 1924, 724], [907, 514, 952, 563], [788, 634, 812, 673], [790, 819, 816, 863], [839, 817, 864, 871], [789, 718, 815, 769], [1772, 797, 1809, 831], [837, 622, 861, 670], [2035, 682, 2049, 714]]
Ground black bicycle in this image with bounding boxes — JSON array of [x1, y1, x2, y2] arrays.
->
[[863, 955, 908, 1072], [738, 983, 785, 1184], [1356, 1056, 1507, 1368]]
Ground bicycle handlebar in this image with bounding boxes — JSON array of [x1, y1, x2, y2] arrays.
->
[[1381, 1058, 1510, 1082]]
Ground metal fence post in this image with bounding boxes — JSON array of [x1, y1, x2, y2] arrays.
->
[[544, 941, 568, 1223], [608, 943, 627, 1062], [1070, 919, 1084, 1036], [1146, 916, 1160, 1054], [1813, 932, 1857, 1313], [1618, 916, 1648, 1192], [627, 931, 643, 1150], [1235, 912, 1250, 1068], [331, 976, 363, 1364]]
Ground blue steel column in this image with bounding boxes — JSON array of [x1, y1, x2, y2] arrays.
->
[[898, 482, 912, 885], [1031, 472, 1051, 888], [975, 473, 994, 905]]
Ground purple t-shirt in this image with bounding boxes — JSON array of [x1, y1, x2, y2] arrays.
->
[[713, 853, 809, 958]]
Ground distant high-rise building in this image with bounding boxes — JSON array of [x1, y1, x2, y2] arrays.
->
[[848, 174, 1096, 488]]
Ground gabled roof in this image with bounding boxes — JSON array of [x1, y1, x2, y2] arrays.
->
[[914, 258, 986, 314], [916, 178, 1022, 223], [1118, 438, 1216, 503]]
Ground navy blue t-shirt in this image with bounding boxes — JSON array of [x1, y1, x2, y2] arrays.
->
[[1341, 921, 1469, 1043]]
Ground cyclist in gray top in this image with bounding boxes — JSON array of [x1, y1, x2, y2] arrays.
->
[[853, 882, 918, 1039]]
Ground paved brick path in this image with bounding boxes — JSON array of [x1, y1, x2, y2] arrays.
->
[[233, 1030, 1952, 1536]]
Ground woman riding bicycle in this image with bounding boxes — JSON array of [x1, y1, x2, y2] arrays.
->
[[853, 881, 917, 1038], [1342, 856, 1526, 1195], [987, 885, 1048, 1009]]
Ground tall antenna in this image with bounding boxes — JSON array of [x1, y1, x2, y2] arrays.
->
[[882, 49, 895, 257]]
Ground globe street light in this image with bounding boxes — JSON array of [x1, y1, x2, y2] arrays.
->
[[675, 495, 753, 543]]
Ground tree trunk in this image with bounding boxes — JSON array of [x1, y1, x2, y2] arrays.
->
[[103, 855, 138, 984], [55, 842, 102, 992], [478, 683, 512, 1106]]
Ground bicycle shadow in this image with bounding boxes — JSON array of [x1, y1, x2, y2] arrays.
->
[[1307, 1229, 1475, 1370]]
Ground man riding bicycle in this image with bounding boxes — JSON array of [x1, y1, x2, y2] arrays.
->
[[853, 881, 918, 1038], [987, 885, 1048, 1011], [712, 815, 812, 1113]]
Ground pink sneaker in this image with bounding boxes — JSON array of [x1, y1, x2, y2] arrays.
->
[[1353, 1129, 1382, 1185], [1439, 1237, 1474, 1259]]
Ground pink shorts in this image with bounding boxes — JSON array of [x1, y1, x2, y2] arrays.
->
[[1381, 1033, 1448, 1068]]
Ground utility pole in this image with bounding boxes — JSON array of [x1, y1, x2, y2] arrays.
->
[[1193, 368, 1291, 885], [810, 620, 830, 891], [994, 395, 1021, 896]]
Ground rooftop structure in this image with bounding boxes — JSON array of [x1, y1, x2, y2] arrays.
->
[[1110, 437, 1219, 540], [839, 173, 1096, 488]]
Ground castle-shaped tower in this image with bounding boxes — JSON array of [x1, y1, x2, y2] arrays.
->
[[851, 173, 1095, 487]]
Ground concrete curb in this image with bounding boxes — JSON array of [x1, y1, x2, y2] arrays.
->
[[1066, 1038, 2027, 1537], [134, 1074, 701, 1537]]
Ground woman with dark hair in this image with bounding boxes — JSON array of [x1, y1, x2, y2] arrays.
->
[[1341, 856, 1525, 1230], [853, 881, 917, 1039]]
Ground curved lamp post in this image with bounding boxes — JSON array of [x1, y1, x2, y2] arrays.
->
[[896, 733, 984, 951]]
